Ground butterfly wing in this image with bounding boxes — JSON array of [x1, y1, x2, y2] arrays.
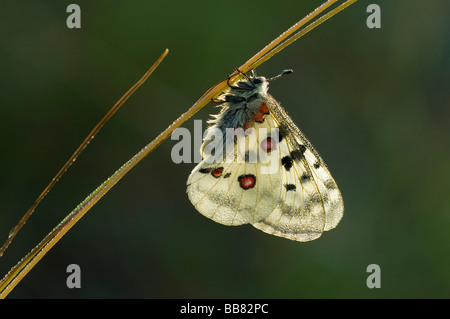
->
[[252, 94, 344, 241], [187, 117, 284, 226]]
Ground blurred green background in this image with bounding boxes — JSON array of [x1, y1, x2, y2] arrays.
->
[[0, 0, 449, 298]]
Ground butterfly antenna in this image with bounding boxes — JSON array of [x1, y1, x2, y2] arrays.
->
[[267, 69, 293, 82]]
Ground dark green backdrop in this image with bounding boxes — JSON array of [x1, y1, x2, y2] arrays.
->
[[0, 0, 449, 298]]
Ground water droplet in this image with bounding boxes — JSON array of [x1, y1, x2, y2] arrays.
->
[[8, 226, 17, 238]]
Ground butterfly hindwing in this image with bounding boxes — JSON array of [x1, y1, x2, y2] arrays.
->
[[187, 115, 283, 225]]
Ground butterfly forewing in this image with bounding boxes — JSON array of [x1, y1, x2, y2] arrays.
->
[[251, 94, 343, 240]]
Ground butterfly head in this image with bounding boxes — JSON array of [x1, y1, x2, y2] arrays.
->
[[229, 69, 293, 98], [231, 74, 269, 96]]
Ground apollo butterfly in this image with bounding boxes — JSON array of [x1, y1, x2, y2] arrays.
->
[[187, 70, 343, 241]]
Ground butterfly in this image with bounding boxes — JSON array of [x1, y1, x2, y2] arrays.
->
[[186, 69, 343, 241]]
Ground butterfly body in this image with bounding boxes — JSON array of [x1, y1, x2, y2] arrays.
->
[[187, 71, 343, 241]]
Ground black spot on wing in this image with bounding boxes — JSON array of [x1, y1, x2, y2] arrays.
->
[[300, 173, 309, 182], [278, 123, 289, 142], [290, 145, 306, 161], [281, 156, 293, 171], [276, 127, 284, 142], [199, 168, 211, 174], [324, 178, 337, 189], [310, 192, 321, 204], [285, 184, 296, 191]]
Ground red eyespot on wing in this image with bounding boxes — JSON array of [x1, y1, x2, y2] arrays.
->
[[211, 167, 223, 178], [252, 111, 264, 123], [238, 174, 256, 190], [261, 137, 276, 153], [259, 102, 269, 114]]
